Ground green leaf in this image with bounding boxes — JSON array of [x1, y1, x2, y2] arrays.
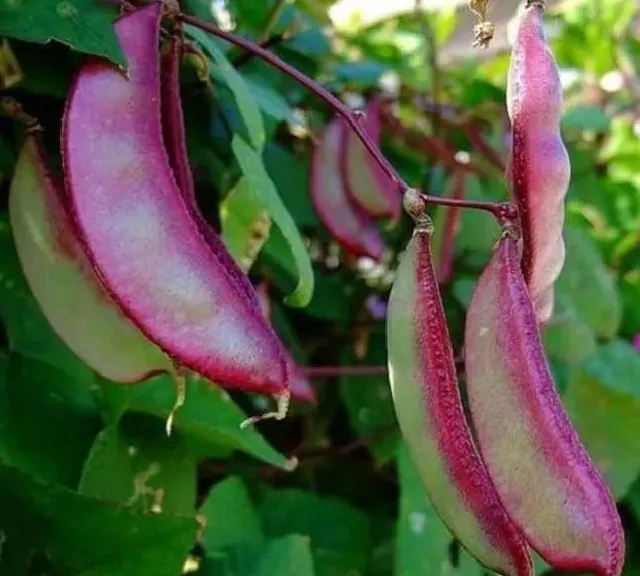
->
[[396, 444, 474, 576], [249, 535, 315, 576], [261, 489, 371, 576], [232, 135, 314, 307], [456, 175, 502, 257], [562, 105, 610, 132], [0, 354, 100, 488], [330, 60, 390, 86], [564, 340, 640, 499], [200, 476, 264, 551], [340, 330, 398, 465], [0, 0, 124, 66], [220, 176, 272, 272], [97, 373, 294, 470], [185, 25, 266, 150], [556, 226, 622, 339], [79, 418, 197, 514], [542, 291, 597, 365], [0, 461, 197, 576], [244, 74, 294, 122]]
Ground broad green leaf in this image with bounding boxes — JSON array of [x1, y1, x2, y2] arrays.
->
[[456, 175, 501, 257], [79, 418, 197, 514], [261, 489, 371, 576], [250, 535, 315, 576], [396, 445, 479, 576], [564, 340, 640, 499], [340, 331, 398, 465], [0, 462, 197, 576], [220, 177, 272, 272], [562, 105, 610, 132], [245, 74, 294, 122], [556, 226, 622, 339], [542, 291, 597, 365], [330, 60, 390, 86], [0, 0, 124, 66], [0, 354, 100, 488], [200, 476, 264, 551], [96, 373, 294, 470], [185, 25, 265, 150], [0, 217, 92, 381], [232, 135, 314, 307]]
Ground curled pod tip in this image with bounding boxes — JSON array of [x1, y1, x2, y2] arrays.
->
[[387, 223, 532, 576], [310, 116, 385, 261], [506, 1, 570, 323], [464, 233, 624, 576], [9, 129, 171, 383], [341, 98, 400, 221], [63, 3, 291, 396]]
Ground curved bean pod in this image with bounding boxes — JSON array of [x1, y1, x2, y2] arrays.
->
[[464, 231, 624, 576], [506, 1, 570, 322], [160, 30, 315, 404], [341, 99, 400, 221], [63, 4, 288, 395], [9, 128, 171, 382], [387, 192, 532, 576], [310, 116, 385, 261]]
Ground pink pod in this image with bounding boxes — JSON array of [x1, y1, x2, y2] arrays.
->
[[387, 202, 532, 576], [341, 99, 400, 221], [464, 232, 624, 576], [310, 116, 385, 261], [63, 4, 289, 395], [506, 2, 570, 323], [9, 129, 171, 383], [160, 30, 315, 403]]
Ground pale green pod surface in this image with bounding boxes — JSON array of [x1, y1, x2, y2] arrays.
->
[[387, 226, 532, 576], [9, 134, 171, 383]]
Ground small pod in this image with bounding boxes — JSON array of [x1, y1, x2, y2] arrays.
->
[[464, 231, 624, 576], [341, 99, 400, 221], [387, 191, 532, 576], [310, 116, 385, 261], [160, 31, 315, 404], [63, 4, 288, 395], [506, 1, 570, 322], [9, 128, 171, 383]]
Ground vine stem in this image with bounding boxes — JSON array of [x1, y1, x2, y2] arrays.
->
[[176, 12, 515, 221]]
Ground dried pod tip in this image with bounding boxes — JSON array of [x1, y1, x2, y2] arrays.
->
[[526, 0, 546, 10], [496, 201, 520, 229]]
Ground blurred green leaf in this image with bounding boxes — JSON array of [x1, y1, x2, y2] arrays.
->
[[261, 489, 371, 576], [232, 135, 314, 307], [562, 105, 610, 132], [186, 25, 266, 150], [0, 0, 124, 66], [200, 476, 264, 551], [79, 419, 197, 514], [0, 461, 197, 576], [556, 226, 622, 339], [565, 340, 640, 499]]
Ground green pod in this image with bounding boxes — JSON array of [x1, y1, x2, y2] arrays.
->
[[387, 197, 531, 576]]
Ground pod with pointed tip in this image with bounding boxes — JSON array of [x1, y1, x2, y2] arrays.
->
[[310, 116, 385, 261], [506, 2, 570, 323], [9, 129, 171, 383], [63, 4, 288, 395], [160, 30, 315, 404], [386, 199, 532, 576], [341, 99, 399, 221], [464, 232, 624, 576]]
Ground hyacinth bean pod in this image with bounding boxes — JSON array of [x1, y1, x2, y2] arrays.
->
[[506, 1, 570, 322], [310, 116, 385, 261], [160, 30, 315, 404], [464, 232, 624, 576], [63, 4, 290, 395], [341, 99, 400, 221], [386, 192, 532, 576], [9, 128, 171, 382]]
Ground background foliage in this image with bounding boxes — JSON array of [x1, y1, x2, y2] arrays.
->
[[0, 0, 639, 574]]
